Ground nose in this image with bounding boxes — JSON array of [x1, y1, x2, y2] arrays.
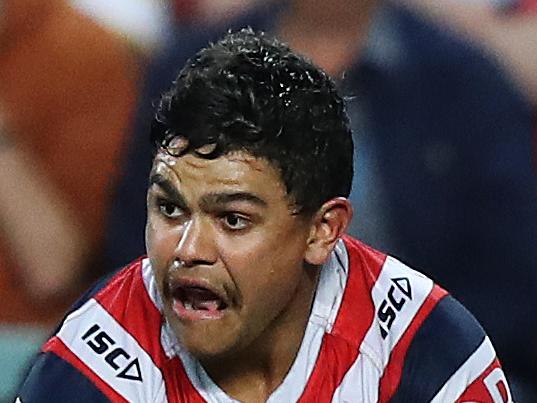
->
[[174, 217, 217, 267]]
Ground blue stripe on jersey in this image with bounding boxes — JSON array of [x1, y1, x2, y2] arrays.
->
[[17, 352, 109, 402], [18, 266, 126, 386], [390, 294, 486, 402]]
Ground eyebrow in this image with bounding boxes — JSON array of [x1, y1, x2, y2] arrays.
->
[[200, 192, 268, 211], [148, 174, 188, 209], [148, 173, 267, 211]]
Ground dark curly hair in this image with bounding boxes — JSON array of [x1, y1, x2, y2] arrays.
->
[[151, 28, 354, 215]]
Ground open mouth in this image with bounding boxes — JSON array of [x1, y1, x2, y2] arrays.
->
[[170, 284, 229, 320], [174, 286, 228, 311]]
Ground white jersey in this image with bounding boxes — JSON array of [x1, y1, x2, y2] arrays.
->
[[18, 236, 512, 402]]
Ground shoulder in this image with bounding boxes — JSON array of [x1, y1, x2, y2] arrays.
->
[[389, 295, 511, 402], [342, 236, 442, 343], [53, 257, 147, 331], [340, 237, 512, 402], [17, 258, 168, 402]]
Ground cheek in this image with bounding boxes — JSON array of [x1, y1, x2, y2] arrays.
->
[[146, 218, 179, 265], [221, 235, 305, 302]]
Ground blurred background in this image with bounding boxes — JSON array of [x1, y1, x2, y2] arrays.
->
[[0, 0, 536, 401]]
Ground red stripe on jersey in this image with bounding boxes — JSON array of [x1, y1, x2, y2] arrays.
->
[[298, 333, 361, 402], [456, 359, 509, 403], [298, 236, 386, 401], [377, 285, 448, 402], [93, 259, 164, 366], [333, 236, 386, 344], [162, 356, 207, 403], [91, 259, 206, 401], [43, 336, 127, 403]]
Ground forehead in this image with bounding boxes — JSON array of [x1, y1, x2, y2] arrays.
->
[[151, 150, 287, 197]]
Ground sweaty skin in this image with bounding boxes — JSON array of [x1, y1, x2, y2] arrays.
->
[[145, 150, 320, 400]]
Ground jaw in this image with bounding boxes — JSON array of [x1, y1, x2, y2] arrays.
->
[[193, 288, 318, 401], [165, 300, 245, 359]]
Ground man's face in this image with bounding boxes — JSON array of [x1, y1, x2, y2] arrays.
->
[[146, 149, 315, 361]]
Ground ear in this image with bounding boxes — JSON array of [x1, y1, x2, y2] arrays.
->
[[304, 197, 353, 266]]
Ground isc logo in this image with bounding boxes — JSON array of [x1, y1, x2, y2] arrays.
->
[[81, 324, 143, 382], [377, 277, 412, 339]]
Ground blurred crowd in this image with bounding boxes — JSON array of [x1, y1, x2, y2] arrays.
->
[[1, 0, 536, 400]]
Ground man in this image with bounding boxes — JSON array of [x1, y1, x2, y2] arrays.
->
[[18, 29, 512, 402]]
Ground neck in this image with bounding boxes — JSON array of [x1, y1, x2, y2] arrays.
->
[[201, 267, 321, 403], [276, 0, 380, 76]]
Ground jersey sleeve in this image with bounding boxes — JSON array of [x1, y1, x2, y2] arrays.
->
[[16, 348, 116, 402], [390, 295, 513, 403], [16, 259, 170, 402], [16, 270, 128, 402]]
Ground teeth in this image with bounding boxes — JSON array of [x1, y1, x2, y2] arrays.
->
[[184, 301, 194, 310]]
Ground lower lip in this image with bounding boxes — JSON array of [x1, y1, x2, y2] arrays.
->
[[172, 299, 226, 321]]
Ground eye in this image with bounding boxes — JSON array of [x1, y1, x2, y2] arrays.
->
[[221, 213, 250, 231], [158, 200, 183, 219]]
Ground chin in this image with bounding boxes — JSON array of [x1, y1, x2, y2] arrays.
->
[[183, 338, 243, 364], [174, 321, 241, 361]]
